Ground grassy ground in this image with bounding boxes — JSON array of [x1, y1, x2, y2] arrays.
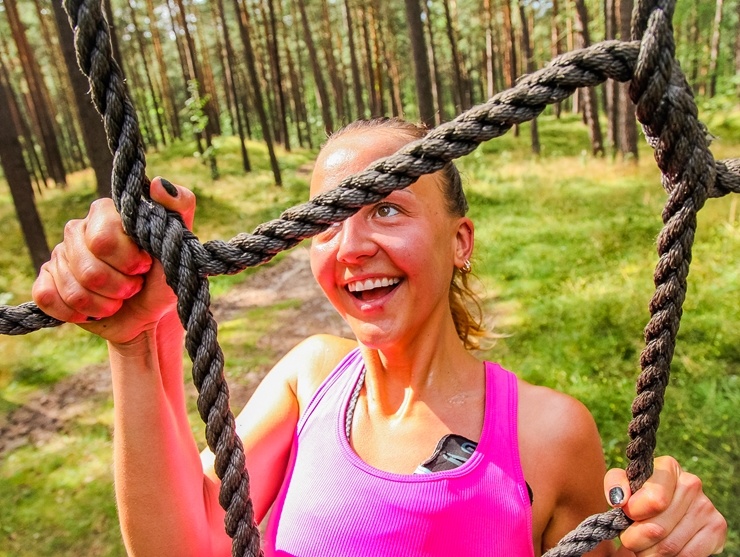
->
[[0, 114, 738, 554]]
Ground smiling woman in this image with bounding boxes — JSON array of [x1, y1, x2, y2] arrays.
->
[[30, 117, 727, 557]]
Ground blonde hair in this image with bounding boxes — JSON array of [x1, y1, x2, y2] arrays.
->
[[325, 118, 489, 350]]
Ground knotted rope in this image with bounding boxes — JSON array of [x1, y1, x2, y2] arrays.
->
[[0, 0, 736, 555]]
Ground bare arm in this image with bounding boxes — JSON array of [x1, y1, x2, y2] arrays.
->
[[109, 312, 221, 556], [519, 383, 725, 557]]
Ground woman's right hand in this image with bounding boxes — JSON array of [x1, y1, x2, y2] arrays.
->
[[32, 177, 196, 345]]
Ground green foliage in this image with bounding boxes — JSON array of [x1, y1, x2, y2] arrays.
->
[[0, 113, 738, 554]]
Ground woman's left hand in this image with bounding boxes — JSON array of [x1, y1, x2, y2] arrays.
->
[[605, 455, 727, 556]]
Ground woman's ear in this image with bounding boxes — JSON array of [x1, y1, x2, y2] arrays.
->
[[453, 217, 475, 269]]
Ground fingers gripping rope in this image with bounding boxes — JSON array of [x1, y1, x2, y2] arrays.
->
[[0, 0, 736, 555]]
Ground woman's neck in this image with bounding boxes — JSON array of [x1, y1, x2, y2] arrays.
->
[[357, 321, 481, 419]]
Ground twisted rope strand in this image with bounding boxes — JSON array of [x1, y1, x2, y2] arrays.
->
[[0, 0, 735, 555]]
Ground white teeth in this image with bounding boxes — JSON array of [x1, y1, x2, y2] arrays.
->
[[347, 277, 400, 292]]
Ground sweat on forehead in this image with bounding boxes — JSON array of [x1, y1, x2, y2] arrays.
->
[[310, 129, 421, 196]]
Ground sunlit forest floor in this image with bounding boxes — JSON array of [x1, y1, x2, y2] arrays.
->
[[0, 112, 738, 555]]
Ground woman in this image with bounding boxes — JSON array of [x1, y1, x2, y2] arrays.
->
[[33, 119, 726, 556]]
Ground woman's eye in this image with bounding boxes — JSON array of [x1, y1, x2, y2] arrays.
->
[[375, 204, 399, 218]]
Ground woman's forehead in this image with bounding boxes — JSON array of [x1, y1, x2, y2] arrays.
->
[[310, 130, 414, 196]]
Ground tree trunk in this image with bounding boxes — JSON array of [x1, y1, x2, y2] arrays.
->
[[0, 75, 50, 273], [421, 0, 445, 123], [604, 0, 619, 154], [5, 0, 67, 186], [320, 0, 347, 124], [0, 42, 48, 192], [573, 0, 604, 156], [359, 7, 380, 117], [736, 0, 740, 97], [172, 0, 219, 137], [343, 0, 366, 119], [33, 0, 85, 173], [377, 2, 403, 118], [215, 0, 251, 172], [617, 0, 638, 161], [551, 0, 563, 117], [194, 12, 224, 136], [233, 0, 282, 184], [501, 0, 518, 135], [127, 0, 168, 146], [441, 0, 467, 112], [266, 0, 291, 150], [297, 0, 334, 134], [145, 0, 181, 139], [404, 0, 435, 126], [368, 5, 386, 115], [282, 0, 312, 147], [483, 0, 496, 100], [518, 0, 540, 155], [51, 0, 114, 197], [707, 0, 725, 98]]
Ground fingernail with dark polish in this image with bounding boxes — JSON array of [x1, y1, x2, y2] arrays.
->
[[609, 486, 625, 506], [86, 316, 101, 322], [160, 178, 178, 197]]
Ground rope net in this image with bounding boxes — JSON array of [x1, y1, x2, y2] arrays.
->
[[0, 0, 737, 555]]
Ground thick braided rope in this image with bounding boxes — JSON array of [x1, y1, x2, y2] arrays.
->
[[64, 1, 260, 555], [542, 0, 720, 554], [0, 0, 736, 555], [625, 0, 716, 490]]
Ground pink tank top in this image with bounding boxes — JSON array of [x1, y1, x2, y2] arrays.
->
[[263, 349, 534, 556]]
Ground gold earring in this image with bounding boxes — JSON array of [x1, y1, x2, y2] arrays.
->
[[461, 260, 472, 274]]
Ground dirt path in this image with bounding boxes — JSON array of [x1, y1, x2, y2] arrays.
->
[[0, 248, 351, 456]]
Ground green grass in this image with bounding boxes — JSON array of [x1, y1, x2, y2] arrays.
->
[[1, 114, 738, 554]]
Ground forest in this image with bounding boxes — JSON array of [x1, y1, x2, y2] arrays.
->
[[0, 0, 738, 272], [0, 0, 739, 555]]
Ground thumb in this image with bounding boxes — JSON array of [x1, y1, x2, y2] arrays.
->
[[604, 467, 632, 508], [150, 177, 196, 230]]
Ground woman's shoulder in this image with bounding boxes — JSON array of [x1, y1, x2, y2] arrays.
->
[[515, 378, 608, 548], [285, 334, 358, 411], [516, 378, 600, 451]]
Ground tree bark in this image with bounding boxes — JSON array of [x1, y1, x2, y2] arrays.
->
[[215, 0, 251, 172], [297, 0, 334, 134], [421, 0, 446, 123], [145, 0, 181, 139], [51, 0, 114, 197], [404, 0, 435, 126], [441, 0, 468, 112], [617, 0, 638, 161], [736, 0, 740, 97], [282, 0, 312, 147], [127, 0, 168, 146], [0, 75, 50, 274], [359, 7, 380, 117], [233, 0, 282, 184], [518, 0, 540, 155], [707, 0, 725, 98], [573, 0, 605, 156], [5, 0, 67, 186], [604, 0, 619, 153], [343, 0, 366, 119], [320, 0, 347, 124], [266, 0, 291, 150], [483, 0, 496, 100], [551, 0, 563, 117]]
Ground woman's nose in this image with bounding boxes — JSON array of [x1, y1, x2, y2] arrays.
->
[[336, 214, 377, 264]]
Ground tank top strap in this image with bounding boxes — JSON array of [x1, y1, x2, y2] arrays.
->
[[297, 347, 364, 437], [479, 362, 529, 505]]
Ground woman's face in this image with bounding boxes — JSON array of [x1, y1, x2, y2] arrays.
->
[[309, 129, 473, 349]]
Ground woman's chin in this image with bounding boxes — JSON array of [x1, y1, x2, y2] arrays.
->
[[347, 321, 400, 350]]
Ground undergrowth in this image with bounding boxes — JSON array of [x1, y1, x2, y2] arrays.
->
[[0, 114, 737, 555]]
